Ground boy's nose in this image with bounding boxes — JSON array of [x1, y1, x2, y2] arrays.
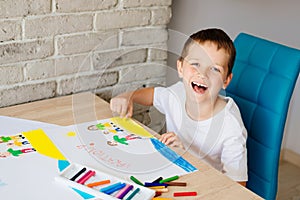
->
[[196, 66, 208, 79]]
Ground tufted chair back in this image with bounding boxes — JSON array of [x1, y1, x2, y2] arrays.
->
[[226, 33, 300, 200]]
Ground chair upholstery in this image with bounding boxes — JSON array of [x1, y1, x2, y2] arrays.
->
[[226, 33, 300, 200]]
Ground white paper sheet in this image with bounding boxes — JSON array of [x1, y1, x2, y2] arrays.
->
[[0, 116, 84, 200]]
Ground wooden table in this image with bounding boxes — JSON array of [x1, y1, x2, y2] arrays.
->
[[0, 92, 263, 200]]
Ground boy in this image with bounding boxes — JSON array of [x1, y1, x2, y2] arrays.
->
[[110, 28, 247, 186]]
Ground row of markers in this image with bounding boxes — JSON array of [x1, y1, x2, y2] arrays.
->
[[69, 167, 140, 200], [130, 175, 197, 199], [70, 167, 197, 199]]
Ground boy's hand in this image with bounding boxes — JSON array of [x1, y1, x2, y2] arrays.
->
[[159, 132, 185, 149], [110, 92, 134, 118]]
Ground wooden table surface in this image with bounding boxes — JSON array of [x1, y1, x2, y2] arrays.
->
[[0, 92, 263, 200]]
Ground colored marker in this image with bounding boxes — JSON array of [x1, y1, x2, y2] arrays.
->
[[154, 191, 162, 197], [148, 186, 166, 189], [173, 191, 197, 197], [125, 188, 140, 200], [115, 184, 133, 199], [144, 182, 168, 187], [152, 188, 168, 193], [103, 183, 126, 195], [77, 170, 96, 184], [86, 179, 111, 187], [159, 175, 179, 183], [152, 177, 163, 183], [70, 167, 86, 181], [130, 176, 143, 186], [164, 181, 187, 186], [100, 182, 123, 193]]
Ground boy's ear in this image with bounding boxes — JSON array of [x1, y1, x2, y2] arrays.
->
[[177, 59, 183, 78], [223, 73, 233, 89]]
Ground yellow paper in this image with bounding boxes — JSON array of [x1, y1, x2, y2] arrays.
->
[[23, 129, 66, 160], [110, 117, 154, 138]]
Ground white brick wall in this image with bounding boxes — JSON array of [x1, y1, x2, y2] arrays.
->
[[0, 0, 172, 108]]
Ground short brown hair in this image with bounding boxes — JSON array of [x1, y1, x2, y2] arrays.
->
[[179, 28, 236, 77]]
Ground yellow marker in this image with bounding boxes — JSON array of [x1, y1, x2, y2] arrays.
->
[[111, 117, 154, 138], [23, 129, 66, 160], [148, 186, 166, 189]]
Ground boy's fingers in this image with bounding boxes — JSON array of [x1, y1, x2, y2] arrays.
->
[[126, 106, 133, 118], [160, 133, 175, 145], [165, 137, 176, 146], [119, 106, 126, 118]]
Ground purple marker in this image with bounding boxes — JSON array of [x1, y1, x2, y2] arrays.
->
[[115, 184, 134, 199]]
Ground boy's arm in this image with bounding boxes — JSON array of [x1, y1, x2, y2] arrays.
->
[[131, 87, 154, 106], [110, 87, 154, 118]]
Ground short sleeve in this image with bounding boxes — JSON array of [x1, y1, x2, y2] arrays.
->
[[153, 86, 167, 115], [153, 82, 185, 116]]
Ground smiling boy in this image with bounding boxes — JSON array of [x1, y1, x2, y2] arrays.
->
[[110, 28, 247, 186]]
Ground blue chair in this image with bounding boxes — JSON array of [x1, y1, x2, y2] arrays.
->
[[226, 33, 300, 200]]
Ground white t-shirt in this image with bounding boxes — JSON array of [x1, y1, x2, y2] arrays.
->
[[153, 81, 248, 182]]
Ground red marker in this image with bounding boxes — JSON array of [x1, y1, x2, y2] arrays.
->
[[173, 191, 197, 197], [77, 170, 95, 184]]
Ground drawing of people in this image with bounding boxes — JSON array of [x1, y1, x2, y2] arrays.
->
[[87, 125, 99, 131], [0, 151, 11, 158], [107, 140, 118, 146], [125, 134, 142, 141]]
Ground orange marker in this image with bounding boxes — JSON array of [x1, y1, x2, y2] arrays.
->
[[86, 179, 111, 187]]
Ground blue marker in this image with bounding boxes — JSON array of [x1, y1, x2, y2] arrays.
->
[[144, 182, 168, 187], [100, 182, 123, 193], [101, 182, 126, 195]]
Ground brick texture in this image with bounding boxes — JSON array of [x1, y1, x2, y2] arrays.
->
[[0, 39, 54, 65], [0, 81, 56, 107], [0, 0, 51, 18], [95, 10, 151, 30], [122, 28, 168, 46], [0, 0, 172, 115], [57, 31, 118, 55], [25, 14, 93, 39], [56, 0, 117, 13], [123, 0, 172, 8], [0, 20, 22, 42], [0, 65, 24, 85]]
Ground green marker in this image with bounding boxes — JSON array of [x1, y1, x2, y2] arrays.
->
[[130, 176, 143, 186], [126, 188, 140, 200], [159, 175, 179, 183]]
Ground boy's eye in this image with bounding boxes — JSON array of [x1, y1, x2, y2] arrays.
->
[[191, 63, 200, 67], [210, 66, 221, 73]]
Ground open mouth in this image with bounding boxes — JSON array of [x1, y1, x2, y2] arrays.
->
[[191, 81, 208, 94]]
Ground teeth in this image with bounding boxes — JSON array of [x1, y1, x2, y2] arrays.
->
[[192, 81, 207, 88]]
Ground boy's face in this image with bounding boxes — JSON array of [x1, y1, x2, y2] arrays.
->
[[177, 41, 232, 103]]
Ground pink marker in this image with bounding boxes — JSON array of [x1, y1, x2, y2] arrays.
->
[[77, 170, 95, 184], [114, 184, 134, 199]]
